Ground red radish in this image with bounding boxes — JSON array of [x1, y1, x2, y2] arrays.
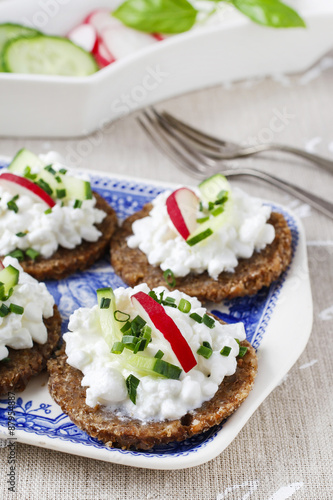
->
[[166, 188, 199, 240], [68, 24, 97, 53], [131, 291, 197, 373], [152, 33, 165, 41], [92, 37, 115, 67], [0, 173, 55, 208], [83, 9, 109, 25]]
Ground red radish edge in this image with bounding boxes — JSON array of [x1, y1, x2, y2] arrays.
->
[[0, 260, 4, 270], [131, 291, 197, 373], [166, 188, 199, 240], [0, 173, 56, 208]]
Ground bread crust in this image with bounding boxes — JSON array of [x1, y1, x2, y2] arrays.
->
[[110, 205, 292, 302], [0, 305, 62, 395], [1, 192, 118, 281], [47, 338, 257, 451]]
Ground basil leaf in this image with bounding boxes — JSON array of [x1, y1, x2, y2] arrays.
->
[[113, 0, 198, 34], [231, 0, 306, 28]]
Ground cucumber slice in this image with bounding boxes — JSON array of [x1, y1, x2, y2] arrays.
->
[[0, 23, 40, 72], [61, 174, 93, 202], [186, 174, 233, 245], [8, 148, 43, 175], [0, 265, 19, 300], [127, 354, 182, 380], [3, 35, 99, 76], [96, 287, 122, 348], [198, 174, 230, 203]]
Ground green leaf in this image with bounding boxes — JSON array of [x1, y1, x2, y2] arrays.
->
[[112, 0, 198, 34], [231, 0, 306, 28]]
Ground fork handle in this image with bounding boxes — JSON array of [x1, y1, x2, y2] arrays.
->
[[224, 168, 333, 220], [238, 143, 333, 174]]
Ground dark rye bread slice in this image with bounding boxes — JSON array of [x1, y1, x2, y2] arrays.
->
[[111, 204, 292, 303], [48, 339, 257, 451], [1, 192, 118, 281], [0, 305, 61, 395]]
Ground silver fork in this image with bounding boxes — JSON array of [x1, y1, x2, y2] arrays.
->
[[158, 110, 333, 174], [137, 109, 333, 220]]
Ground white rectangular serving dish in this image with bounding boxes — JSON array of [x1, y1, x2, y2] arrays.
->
[[0, 0, 332, 137]]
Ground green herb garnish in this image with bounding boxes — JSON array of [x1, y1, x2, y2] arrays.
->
[[163, 268, 176, 288], [126, 374, 140, 404], [220, 346, 232, 357]]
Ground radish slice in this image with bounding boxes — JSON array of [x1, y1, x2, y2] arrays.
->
[[0, 173, 55, 208], [166, 188, 199, 240], [92, 37, 115, 67], [83, 9, 109, 26], [68, 24, 97, 53], [152, 33, 165, 41], [131, 291, 197, 373]]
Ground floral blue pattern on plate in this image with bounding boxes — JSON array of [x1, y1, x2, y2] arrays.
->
[[0, 167, 310, 469]]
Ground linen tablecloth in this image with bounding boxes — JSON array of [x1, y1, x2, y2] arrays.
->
[[1, 54, 333, 499]]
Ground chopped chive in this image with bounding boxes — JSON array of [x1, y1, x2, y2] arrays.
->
[[120, 321, 132, 334], [55, 176, 62, 183], [11, 195, 19, 202], [131, 315, 146, 334], [25, 248, 39, 260], [154, 350, 164, 359], [0, 287, 13, 302], [23, 166, 31, 176], [203, 341, 212, 350], [163, 269, 176, 288], [114, 310, 130, 322], [44, 165, 56, 175], [36, 179, 53, 195], [197, 345, 213, 359], [153, 359, 182, 379], [111, 341, 124, 354], [44, 208, 52, 215], [0, 304, 10, 317], [15, 232, 27, 238], [7, 200, 18, 213], [208, 201, 215, 211], [7, 249, 24, 261], [203, 314, 215, 329], [235, 339, 240, 346], [215, 190, 228, 205], [189, 312, 203, 323], [220, 346, 232, 357], [196, 216, 209, 224], [56, 189, 66, 199], [178, 298, 191, 313], [159, 291, 165, 303], [141, 325, 152, 343], [186, 228, 213, 247], [59, 168, 67, 175], [99, 297, 111, 309], [126, 374, 140, 404], [9, 303, 24, 315], [162, 296, 177, 308], [148, 290, 159, 302], [199, 201, 203, 212], [238, 346, 248, 358], [73, 199, 82, 209], [211, 206, 224, 217], [133, 338, 147, 354], [24, 166, 37, 181], [122, 335, 139, 345]]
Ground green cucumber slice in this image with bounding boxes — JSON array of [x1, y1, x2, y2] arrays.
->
[[60, 174, 92, 202], [198, 174, 230, 203], [96, 287, 122, 348], [0, 23, 40, 72], [8, 148, 43, 175], [127, 354, 182, 380], [0, 265, 19, 300], [3, 35, 98, 76]]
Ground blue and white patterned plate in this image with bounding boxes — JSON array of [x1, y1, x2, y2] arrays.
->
[[0, 169, 313, 469]]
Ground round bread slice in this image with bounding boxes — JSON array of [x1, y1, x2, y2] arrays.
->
[[1, 192, 118, 281], [47, 339, 257, 451], [0, 305, 62, 396], [111, 204, 292, 303]]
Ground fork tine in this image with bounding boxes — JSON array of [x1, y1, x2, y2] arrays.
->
[[155, 108, 234, 152], [137, 113, 206, 179]]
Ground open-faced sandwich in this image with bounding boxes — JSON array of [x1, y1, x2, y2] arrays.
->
[[0, 148, 117, 280], [0, 256, 61, 395], [48, 284, 257, 450], [111, 174, 292, 302]]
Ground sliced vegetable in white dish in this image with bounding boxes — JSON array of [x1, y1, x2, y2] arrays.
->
[[0, 23, 40, 71]]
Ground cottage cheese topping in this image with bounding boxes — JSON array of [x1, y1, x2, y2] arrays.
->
[[0, 154, 106, 258], [127, 187, 275, 279], [0, 257, 55, 361], [64, 284, 246, 422]]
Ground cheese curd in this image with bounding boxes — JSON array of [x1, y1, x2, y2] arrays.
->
[[64, 284, 246, 422], [0, 257, 55, 361], [0, 154, 106, 258], [127, 187, 275, 279]]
